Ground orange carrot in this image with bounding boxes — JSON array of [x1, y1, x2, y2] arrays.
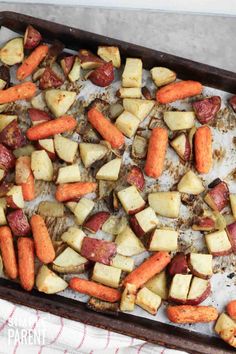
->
[[227, 300, 236, 320], [144, 127, 168, 178], [123, 251, 171, 289], [55, 182, 97, 202], [88, 108, 125, 149], [69, 277, 121, 302], [17, 237, 34, 291], [17, 44, 49, 80], [30, 215, 55, 264], [194, 125, 212, 174], [0, 82, 36, 104], [27, 115, 77, 140], [15, 156, 35, 201], [167, 305, 218, 324], [0, 226, 18, 279], [156, 80, 203, 104]]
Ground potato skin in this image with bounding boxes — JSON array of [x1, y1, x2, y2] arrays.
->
[[0, 143, 15, 170], [0, 120, 25, 149], [81, 237, 117, 265], [89, 62, 114, 87], [7, 209, 31, 237], [126, 166, 145, 191], [168, 253, 188, 276], [83, 211, 110, 233], [24, 25, 42, 49], [193, 96, 221, 124], [206, 181, 229, 211], [229, 95, 236, 112]]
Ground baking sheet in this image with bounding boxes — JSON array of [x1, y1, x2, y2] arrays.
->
[[0, 25, 235, 338]]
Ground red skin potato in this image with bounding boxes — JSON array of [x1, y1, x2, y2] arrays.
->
[[170, 133, 191, 162], [28, 108, 52, 123], [226, 221, 236, 253], [80, 237, 117, 265], [192, 96, 221, 124], [186, 282, 211, 306], [187, 254, 211, 280], [229, 96, 236, 112], [168, 252, 188, 277], [7, 209, 31, 237], [61, 56, 75, 76], [126, 166, 145, 191], [36, 141, 56, 161], [78, 49, 104, 67], [128, 204, 146, 215], [0, 144, 15, 170], [89, 61, 114, 87], [0, 120, 25, 149], [0, 182, 13, 197], [206, 181, 229, 211], [83, 211, 110, 233], [192, 216, 215, 231], [39, 67, 64, 89], [129, 215, 145, 237], [24, 25, 42, 49]]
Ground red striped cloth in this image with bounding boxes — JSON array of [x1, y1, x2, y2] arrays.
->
[[0, 299, 186, 354]]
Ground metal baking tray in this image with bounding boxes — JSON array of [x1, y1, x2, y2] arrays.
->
[[0, 11, 235, 354]]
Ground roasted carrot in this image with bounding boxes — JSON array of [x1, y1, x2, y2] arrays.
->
[[0, 82, 36, 104], [194, 125, 212, 174], [144, 127, 168, 178], [26, 115, 77, 140], [156, 80, 203, 104], [30, 215, 55, 264], [88, 108, 125, 149], [69, 277, 121, 303], [15, 156, 35, 201], [227, 300, 236, 320], [17, 237, 34, 291], [0, 226, 18, 279], [17, 44, 49, 81], [123, 251, 171, 289], [55, 182, 97, 202], [167, 305, 218, 324]]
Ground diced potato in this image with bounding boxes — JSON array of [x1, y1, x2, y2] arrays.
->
[[45, 89, 76, 117], [205, 230, 232, 256], [135, 207, 159, 234], [52, 247, 88, 273], [230, 194, 236, 219], [31, 93, 47, 110], [38, 201, 64, 217], [115, 225, 145, 256], [123, 98, 155, 121], [36, 265, 68, 294], [188, 253, 213, 279], [73, 198, 95, 225], [111, 254, 134, 272], [131, 135, 148, 159], [68, 57, 81, 82], [61, 227, 86, 252], [122, 58, 142, 88], [215, 313, 236, 335], [149, 229, 178, 252], [135, 287, 162, 315], [102, 216, 127, 235], [120, 283, 137, 312], [0, 115, 17, 133], [150, 67, 176, 87], [117, 87, 142, 98], [6, 186, 24, 209], [118, 186, 145, 214], [92, 262, 121, 288], [177, 170, 205, 195], [96, 158, 121, 181], [169, 274, 192, 302], [79, 143, 108, 168], [163, 111, 195, 131], [38, 139, 55, 157], [97, 46, 121, 68], [56, 164, 81, 184], [148, 191, 181, 218], [54, 135, 78, 163], [31, 150, 53, 181], [0, 206, 6, 226], [145, 271, 168, 300], [0, 38, 24, 65], [115, 110, 140, 138]]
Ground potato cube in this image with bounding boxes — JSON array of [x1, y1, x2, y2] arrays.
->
[[215, 313, 236, 335], [148, 191, 181, 218], [97, 46, 121, 68], [73, 198, 95, 225], [118, 186, 145, 214], [149, 229, 178, 252], [150, 67, 176, 87], [92, 262, 121, 288], [145, 271, 168, 300], [54, 135, 78, 163], [96, 158, 121, 181], [111, 254, 134, 272], [79, 143, 108, 168], [120, 283, 137, 312], [117, 87, 142, 98], [169, 274, 192, 302], [115, 111, 140, 138], [115, 225, 145, 256], [123, 98, 155, 121], [31, 150, 53, 181], [45, 89, 76, 117], [135, 287, 162, 315], [163, 111, 195, 131], [177, 170, 204, 195], [56, 164, 81, 184], [122, 58, 142, 88], [61, 227, 85, 252], [135, 207, 159, 234], [205, 230, 232, 256]]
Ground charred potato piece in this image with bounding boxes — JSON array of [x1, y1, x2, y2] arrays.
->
[[192, 96, 221, 124]]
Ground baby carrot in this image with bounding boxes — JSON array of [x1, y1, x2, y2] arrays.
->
[[227, 300, 236, 320], [18, 237, 35, 291], [88, 108, 125, 149], [69, 277, 121, 303], [15, 156, 35, 201], [194, 125, 212, 174], [26, 115, 77, 140], [123, 251, 171, 289], [30, 215, 55, 264], [55, 182, 97, 202], [156, 80, 203, 104], [167, 305, 218, 324], [0, 82, 36, 104], [144, 127, 168, 178], [0, 226, 18, 279], [17, 44, 49, 80]]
